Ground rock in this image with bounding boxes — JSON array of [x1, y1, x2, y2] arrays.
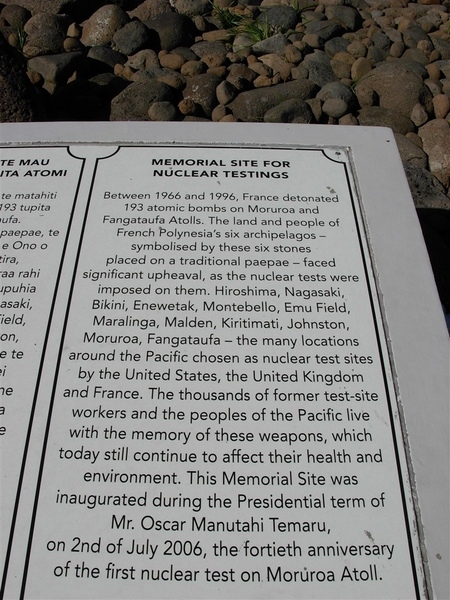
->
[[347, 40, 367, 58], [403, 24, 431, 48], [325, 5, 360, 31], [403, 47, 429, 66], [24, 12, 69, 35], [305, 59, 338, 87], [125, 49, 159, 71], [357, 106, 415, 135], [305, 18, 344, 45], [148, 100, 178, 120], [410, 102, 429, 126], [23, 28, 65, 57], [128, 0, 172, 22], [81, 5, 130, 47], [110, 79, 174, 120], [403, 162, 450, 209], [259, 54, 293, 80], [181, 60, 207, 77], [173, 0, 211, 17], [0, 0, 85, 18], [432, 94, 450, 119], [264, 99, 314, 123], [27, 51, 86, 91], [252, 33, 289, 57], [350, 56, 372, 80], [145, 12, 195, 51], [230, 79, 318, 121], [324, 37, 350, 56], [211, 103, 227, 121], [88, 46, 126, 72], [113, 20, 150, 55], [0, 32, 39, 120], [258, 6, 298, 33], [159, 52, 185, 70], [183, 73, 221, 117], [390, 40, 405, 58], [394, 133, 428, 168], [317, 80, 356, 107], [1, 5, 31, 28], [418, 119, 450, 187], [216, 79, 237, 105], [322, 97, 349, 118], [355, 61, 433, 118]]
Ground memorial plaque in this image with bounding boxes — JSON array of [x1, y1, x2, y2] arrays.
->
[[1, 123, 448, 600]]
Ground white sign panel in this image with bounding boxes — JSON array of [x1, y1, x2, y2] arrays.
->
[[0, 124, 448, 600]]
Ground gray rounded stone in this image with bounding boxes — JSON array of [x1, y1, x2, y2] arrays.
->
[[230, 79, 318, 122], [317, 81, 355, 107], [23, 29, 65, 57], [148, 101, 178, 121], [173, 0, 211, 17], [1, 5, 31, 28], [264, 99, 314, 123], [145, 12, 195, 52], [258, 6, 298, 33], [129, 0, 172, 21], [216, 80, 237, 105], [252, 33, 289, 57], [322, 97, 348, 118], [81, 5, 130, 47], [110, 80, 174, 120], [113, 20, 150, 55], [403, 25, 431, 49], [355, 61, 433, 118]]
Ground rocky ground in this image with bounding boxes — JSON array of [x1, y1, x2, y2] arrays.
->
[[0, 0, 449, 324]]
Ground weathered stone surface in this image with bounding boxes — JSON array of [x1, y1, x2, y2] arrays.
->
[[418, 119, 450, 187], [81, 5, 130, 47], [317, 80, 356, 107], [0, 0, 84, 18], [148, 100, 178, 120], [128, 0, 172, 22], [355, 61, 433, 118], [110, 79, 174, 120], [404, 162, 450, 209], [394, 133, 428, 168], [264, 99, 314, 123], [113, 20, 150, 55], [88, 46, 126, 71], [145, 12, 195, 51], [258, 6, 298, 32], [357, 106, 415, 135], [0, 32, 39, 121], [1, 4, 31, 28], [27, 51, 86, 87], [183, 73, 221, 117], [252, 34, 289, 57], [322, 97, 348, 118], [216, 79, 237, 105], [23, 29, 65, 57], [230, 79, 318, 122], [176, 0, 211, 16]]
